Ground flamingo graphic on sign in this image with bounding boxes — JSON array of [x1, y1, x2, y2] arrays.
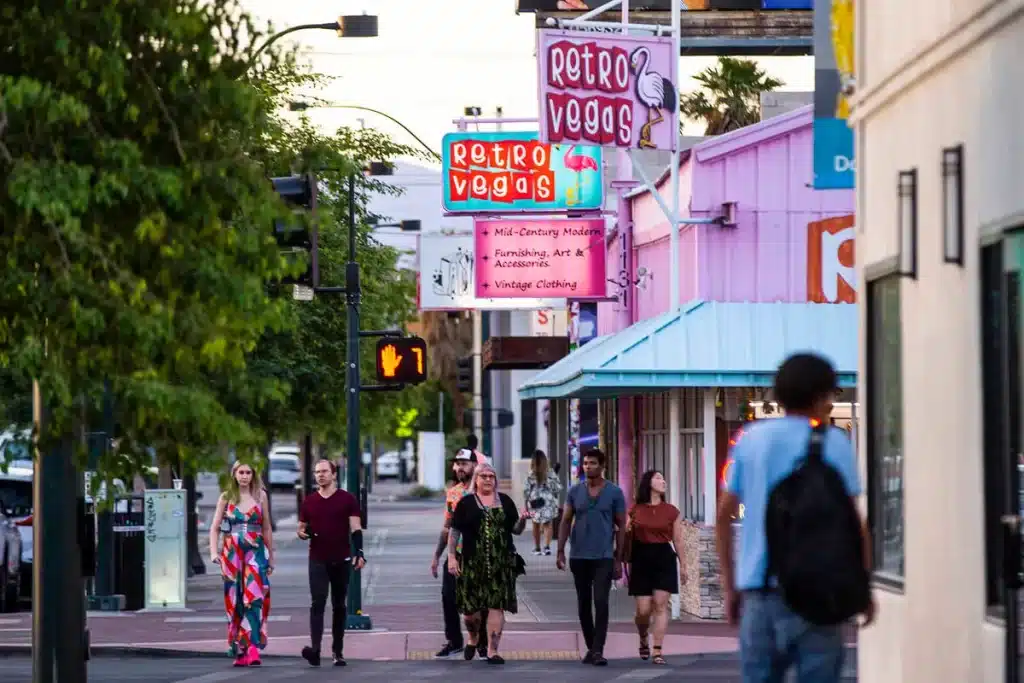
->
[[562, 144, 600, 207]]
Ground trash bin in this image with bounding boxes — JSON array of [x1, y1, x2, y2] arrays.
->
[[112, 495, 145, 611]]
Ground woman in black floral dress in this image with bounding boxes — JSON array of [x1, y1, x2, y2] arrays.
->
[[447, 463, 528, 665]]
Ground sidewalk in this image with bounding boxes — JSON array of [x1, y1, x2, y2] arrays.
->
[[0, 496, 754, 661], [0, 614, 738, 661]]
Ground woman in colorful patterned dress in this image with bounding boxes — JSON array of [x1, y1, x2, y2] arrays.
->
[[448, 463, 529, 665], [209, 461, 275, 666]]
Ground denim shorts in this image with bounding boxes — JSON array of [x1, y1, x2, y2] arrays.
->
[[739, 590, 845, 683]]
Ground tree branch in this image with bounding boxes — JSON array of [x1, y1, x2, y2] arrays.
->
[[46, 220, 71, 272], [138, 67, 187, 163], [0, 96, 14, 165]]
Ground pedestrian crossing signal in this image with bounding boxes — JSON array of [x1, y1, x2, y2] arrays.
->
[[375, 337, 427, 385]]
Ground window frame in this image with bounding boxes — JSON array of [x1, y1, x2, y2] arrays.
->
[[865, 263, 906, 589], [980, 232, 1024, 613]]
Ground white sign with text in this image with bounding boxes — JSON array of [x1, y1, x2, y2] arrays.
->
[[418, 231, 566, 311]]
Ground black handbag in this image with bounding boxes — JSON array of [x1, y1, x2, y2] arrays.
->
[[529, 497, 545, 509]]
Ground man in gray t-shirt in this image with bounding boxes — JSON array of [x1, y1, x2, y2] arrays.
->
[[556, 449, 626, 666]]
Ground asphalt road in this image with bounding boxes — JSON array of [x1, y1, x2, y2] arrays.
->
[[0, 651, 859, 683]]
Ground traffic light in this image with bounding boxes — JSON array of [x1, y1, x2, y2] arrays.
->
[[456, 357, 472, 393], [375, 336, 428, 385], [271, 173, 317, 287]]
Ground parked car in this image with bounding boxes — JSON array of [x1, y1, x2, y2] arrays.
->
[[268, 447, 301, 490], [0, 469, 29, 611], [375, 451, 412, 480]]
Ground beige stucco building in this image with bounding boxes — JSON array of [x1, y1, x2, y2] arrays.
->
[[852, 1, 1024, 681]]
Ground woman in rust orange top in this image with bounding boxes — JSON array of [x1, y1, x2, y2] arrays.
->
[[626, 470, 687, 665]]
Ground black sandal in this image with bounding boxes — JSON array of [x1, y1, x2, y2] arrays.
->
[[464, 645, 476, 661], [652, 646, 666, 665], [487, 655, 505, 665], [639, 635, 650, 660]]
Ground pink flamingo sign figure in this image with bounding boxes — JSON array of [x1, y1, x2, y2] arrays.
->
[[561, 144, 599, 206]]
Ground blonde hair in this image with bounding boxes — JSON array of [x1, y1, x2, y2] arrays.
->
[[226, 460, 265, 504]]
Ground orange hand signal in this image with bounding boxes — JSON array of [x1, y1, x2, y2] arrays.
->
[[380, 344, 403, 378]]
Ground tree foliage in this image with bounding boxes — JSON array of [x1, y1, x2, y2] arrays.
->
[[679, 57, 784, 135], [240, 121, 422, 448], [0, 1, 419, 479]]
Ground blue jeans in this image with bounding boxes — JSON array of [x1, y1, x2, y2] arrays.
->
[[739, 590, 845, 683]]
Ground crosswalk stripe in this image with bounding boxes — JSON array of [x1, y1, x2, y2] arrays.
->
[[608, 669, 674, 681], [171, 671, 246, 683]]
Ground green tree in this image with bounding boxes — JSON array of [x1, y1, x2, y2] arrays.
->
[[1, 1, 422, 488], [679, 57, 784, 135], [235, 120, 422, 452], [0, 1, 309, 474]]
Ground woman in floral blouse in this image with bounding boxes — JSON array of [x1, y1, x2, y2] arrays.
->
[[523, 450, 562, 556]]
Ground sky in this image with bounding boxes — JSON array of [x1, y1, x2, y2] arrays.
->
[[241, 0, 815, 162]]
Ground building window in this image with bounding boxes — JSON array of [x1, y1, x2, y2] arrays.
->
[[866, 273, 905, 582], [639, 390, 705, 521], [680, 388, 705, 522], [640, 393, 669, 479]]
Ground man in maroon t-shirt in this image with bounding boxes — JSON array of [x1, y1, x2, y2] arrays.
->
[[297, 459, 364, 667]]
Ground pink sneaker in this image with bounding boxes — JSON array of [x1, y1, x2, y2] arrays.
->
[[233, 652, 248, 667], [247, 645, 262, 666]]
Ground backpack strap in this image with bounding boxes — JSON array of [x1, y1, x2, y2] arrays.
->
[[760, 421, 831, 589], [806, 422, 828, 462]]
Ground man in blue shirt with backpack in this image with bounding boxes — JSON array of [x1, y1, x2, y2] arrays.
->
[[716, 353, 876, 682]]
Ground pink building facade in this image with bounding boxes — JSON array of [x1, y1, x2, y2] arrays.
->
[[600, 105, 855, 332], [598, 105, 856, 617]]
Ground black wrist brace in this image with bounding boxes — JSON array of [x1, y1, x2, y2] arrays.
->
[[352, 529, 364, 557]]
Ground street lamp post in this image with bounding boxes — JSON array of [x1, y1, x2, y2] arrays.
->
[[288, 102, 441, 162], [252, 15, 379, 59], [342, 172, 367, 629]]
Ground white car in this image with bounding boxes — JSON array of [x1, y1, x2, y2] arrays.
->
[[268, 451, 301, 490], [376, 451, 413, 480]]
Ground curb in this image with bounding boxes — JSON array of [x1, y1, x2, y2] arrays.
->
[[0, 644, 301, 660], [0, 643, 755, 664]]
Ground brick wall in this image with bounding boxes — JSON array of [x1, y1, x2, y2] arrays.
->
[[678, 521, 725, 619]]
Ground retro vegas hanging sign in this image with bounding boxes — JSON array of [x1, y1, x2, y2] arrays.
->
[[536, 30, 679, 151]]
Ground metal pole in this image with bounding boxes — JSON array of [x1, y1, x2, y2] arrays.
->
[[345, 172, 371, 629], [450, 117, 537, 126], [252, 22, 343, 58], [57, 450, 86, 681], [438, 392, 443, 433], [669, 0, 681, 311], [472, 311, 483, 446], [303, 432, 314, 494], [95, 381, 115, 595], [31, 379, 55, 683]]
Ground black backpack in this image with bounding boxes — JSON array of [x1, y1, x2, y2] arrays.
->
[[764, 423, 871, 626]]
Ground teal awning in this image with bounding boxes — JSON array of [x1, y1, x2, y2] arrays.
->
[[517, 301, 857, 400]]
